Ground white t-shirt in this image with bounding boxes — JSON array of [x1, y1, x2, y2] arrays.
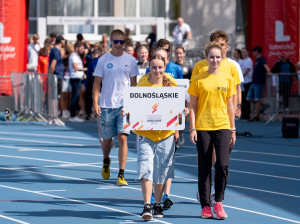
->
[[173, 23, 191, 45], [228, 58, 244, 83], [93, 52, 139, 108], [240, 57, 253, 84], [69, 52, 84, 79], [27, 43, 40, 68]]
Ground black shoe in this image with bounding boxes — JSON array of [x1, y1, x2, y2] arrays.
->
[[175, 141, 180, 152], [153, 203, 164, 218], [141, 204, 153, 220], [162, 194, 173, 209]]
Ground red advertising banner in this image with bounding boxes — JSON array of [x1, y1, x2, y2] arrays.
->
[[248, 0, 300, 67], [0, 0, 28, 95]]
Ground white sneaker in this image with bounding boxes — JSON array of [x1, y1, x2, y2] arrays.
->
[[62, 113, 69, 119], [210, 192, 216, 206], [69, 116, 84, 122], [196, 190, 200, 202]]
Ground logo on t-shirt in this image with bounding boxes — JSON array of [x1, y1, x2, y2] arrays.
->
[[107, 63, 113, 69], [217, 87, 227, 92]]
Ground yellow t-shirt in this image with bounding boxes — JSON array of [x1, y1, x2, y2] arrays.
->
[[133, 73, 177, 142], [188, 71, 237, 131], [191, 59, 241, 86]]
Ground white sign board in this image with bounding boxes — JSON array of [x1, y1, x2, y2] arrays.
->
[[123, 87, 185, 130]]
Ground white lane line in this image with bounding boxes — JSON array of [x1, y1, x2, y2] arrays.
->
[[2, 131, 300, 158], [1, 152, 299, 183], [223, 205, 300, 224], [0, 131, 98, 141], [0, 145, 137, 160], [230, 158, 300, 168], [0, 137, 85, 146], [0, 166, 299, 223], [97, 186, 129, 190], [1, 143, 298, 170], [174, 176, 300, 199], [0, 145, 100, 156], [235, 150, 300, 159], [36, 190, 66, 193], [175, 162, 300, 181], [0, 215, 30, 224], [0, 184, 172, 224], [171, 193, 300, 224]]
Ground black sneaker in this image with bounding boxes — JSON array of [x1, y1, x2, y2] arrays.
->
[[141, 204, 153, 220], [153, 203, 163, 218], [162, 194, 173, 209]]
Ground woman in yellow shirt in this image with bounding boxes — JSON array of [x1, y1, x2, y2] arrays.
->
[[188, 42, 236, 220], [123, 55, 179, 220]]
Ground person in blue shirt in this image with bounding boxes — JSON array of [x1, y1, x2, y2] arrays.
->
[[246, 46, 272, 121], [145, 39, 183, 79], [84, 46, 104, 119], [49, 35, 65, 110]]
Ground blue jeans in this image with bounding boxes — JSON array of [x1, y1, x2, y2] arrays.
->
[[99, 107, 130, 140], [70, 78, 82, 117]]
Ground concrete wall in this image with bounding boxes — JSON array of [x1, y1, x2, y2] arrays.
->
[[181, 0, 245, 53]]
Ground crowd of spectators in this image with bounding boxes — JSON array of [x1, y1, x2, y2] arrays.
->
[[27, 18, 300, 122]]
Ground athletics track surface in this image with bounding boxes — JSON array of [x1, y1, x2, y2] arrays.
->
[[0, 120, 299, 224]]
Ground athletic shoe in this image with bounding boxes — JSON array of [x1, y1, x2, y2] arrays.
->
[[178, 133, 185, 146], [151, 192, 155, 205], [196, 190, 200, 202], [213, 202, 227, 219], [162, 194, 173, 209], [153, 203, 163, 218], [141, 204, 153, 220], [101, 158, 111, 180], [210, 193, 216, 206], [117, 175, 128, 186], [61, 112, 69, 119], [175, 141, 180, 151], [69, 116, 84, 122], [201, 206, 213, 219]]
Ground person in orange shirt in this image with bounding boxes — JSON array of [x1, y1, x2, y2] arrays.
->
[[37, 44, 51, 74], [37, 44, 51, 103]]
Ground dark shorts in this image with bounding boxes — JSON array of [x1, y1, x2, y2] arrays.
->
[[246, 83, 265, 101]]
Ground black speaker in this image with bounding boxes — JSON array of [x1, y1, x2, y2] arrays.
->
[[282, 117, 299, 138]]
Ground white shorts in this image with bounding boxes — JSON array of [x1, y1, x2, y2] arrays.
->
[[136, 134, 175, 184], [62, 78, 71, 92]]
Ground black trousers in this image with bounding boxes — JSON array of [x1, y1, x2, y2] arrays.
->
[[196, 129, 231, 208], [279, 81, 291, 109], [242, 82, 251, 119]]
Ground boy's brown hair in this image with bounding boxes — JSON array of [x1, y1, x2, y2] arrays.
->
[[209, 30, 229, 43]]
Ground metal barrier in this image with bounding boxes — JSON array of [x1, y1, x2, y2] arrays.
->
[[10, 72, 65, 126], [0, 76, 11, 95], [263, 73, 300, 124]]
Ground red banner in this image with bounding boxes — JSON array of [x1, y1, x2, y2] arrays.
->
[[248, 0, 300, 67], [0, 0, 28, 95]]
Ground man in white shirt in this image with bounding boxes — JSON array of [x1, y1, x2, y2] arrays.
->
[[69, 42, 87, 122], [27, 34, 40, 72], [173, 17, 192, 47], [240, 48, 253, 119], [227, 57, 244, 117], [93, 29, 139, 186]]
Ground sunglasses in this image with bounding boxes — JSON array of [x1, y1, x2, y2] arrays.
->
[[112, 39, 125, 44]]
